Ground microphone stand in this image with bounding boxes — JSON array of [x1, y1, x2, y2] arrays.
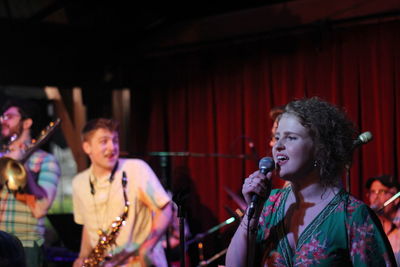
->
[[247, 139, 259, 166], [177, 202, 186, 267], [173, 189, 189, 267], [345, 163, 351, 193], [159, 155, 172, 267]]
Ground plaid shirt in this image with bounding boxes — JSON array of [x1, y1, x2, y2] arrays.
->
[[0, 149, 60, 247]]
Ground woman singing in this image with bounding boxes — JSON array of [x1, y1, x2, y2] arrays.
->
[[226, 97, 396, 266]]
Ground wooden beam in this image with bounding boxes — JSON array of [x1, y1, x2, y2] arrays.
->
[[112, 89, 131, 155], [45, 86, 87, 172]]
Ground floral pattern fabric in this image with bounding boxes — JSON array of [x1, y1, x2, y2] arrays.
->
[[256, 187, 396, 266]]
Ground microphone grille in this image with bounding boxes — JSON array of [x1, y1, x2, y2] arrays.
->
[[259, 157, 275, 170], [359, 131, 373, 144]]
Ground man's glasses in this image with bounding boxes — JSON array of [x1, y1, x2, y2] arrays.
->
[[0, 113, 21, 122]]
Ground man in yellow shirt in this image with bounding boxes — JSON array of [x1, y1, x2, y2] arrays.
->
[[72, 118, 172, 267]]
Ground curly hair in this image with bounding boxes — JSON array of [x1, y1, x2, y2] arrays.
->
[[283, 97, 357, 187]]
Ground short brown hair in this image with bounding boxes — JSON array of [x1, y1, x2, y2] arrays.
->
[[81, 118, 119, 142], [269, 106, 285, 121]]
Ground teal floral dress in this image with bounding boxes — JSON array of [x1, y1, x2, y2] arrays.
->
[[255, 187, 396, 266]]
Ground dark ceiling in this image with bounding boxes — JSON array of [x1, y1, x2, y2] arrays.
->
[[0, 0, 298, 86], [0, 0, 398, 87], [0, 0, 291, 41], [1, 0, 398, 52]]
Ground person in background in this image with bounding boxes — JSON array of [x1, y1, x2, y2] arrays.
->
[[0, 98, 60, 267], [226, 97, 396, 266], [268, 106, 284, 148], [269, 106, 287, 189], [72, 118, 173, 267], [366, 174, 400, 265]]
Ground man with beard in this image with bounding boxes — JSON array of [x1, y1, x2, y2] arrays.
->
[[0, 98, 60, 267], [366, 174, 400, 265]]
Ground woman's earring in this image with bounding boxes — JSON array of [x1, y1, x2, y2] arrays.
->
[[313, 160, 318, 168]]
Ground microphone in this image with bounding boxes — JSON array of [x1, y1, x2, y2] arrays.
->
[[353, 131, 373, 149], [248, 139, 259, 163], [248, 157, 275, 219]]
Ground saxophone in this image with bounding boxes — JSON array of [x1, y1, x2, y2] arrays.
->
[[83, 171, 129, 267]]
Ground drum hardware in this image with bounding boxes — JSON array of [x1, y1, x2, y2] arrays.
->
[[375, 191, 400, 213], [149, 151, 250, 267], [186, 215, 238, 247], [197, 248, 228, 267], [185, 208, 242, 266], [224, 186, 247, 212]]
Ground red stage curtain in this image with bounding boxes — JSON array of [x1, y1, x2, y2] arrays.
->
[[129, 20, 400, 228]]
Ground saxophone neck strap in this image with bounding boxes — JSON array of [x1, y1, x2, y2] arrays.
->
[[89, 161, 120, 195]]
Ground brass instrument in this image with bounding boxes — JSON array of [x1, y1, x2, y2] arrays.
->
[[83, 171, 129, 267], [0, 118, 61, 192]]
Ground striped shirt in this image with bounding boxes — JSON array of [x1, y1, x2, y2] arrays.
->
[[0, 149, 60, 247]]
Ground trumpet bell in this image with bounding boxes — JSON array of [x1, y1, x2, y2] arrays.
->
[[0, 157, 27, 191]]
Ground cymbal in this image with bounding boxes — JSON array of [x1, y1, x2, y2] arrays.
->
[[224, 186, 247, 211]]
